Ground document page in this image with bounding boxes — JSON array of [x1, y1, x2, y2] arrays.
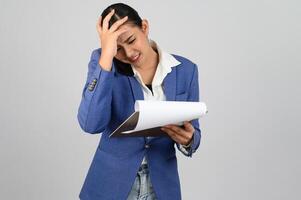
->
[[122, 100, 207, 134]]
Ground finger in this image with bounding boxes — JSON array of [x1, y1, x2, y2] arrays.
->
[[164, 124, 194, 143], [161, 127, 180, 142], [168, 127, 193, 145], [109, 16, 128, 33], [96, 15, 102, 34], [102, 9, 115, 32], [164, 125, 186, 137], [114, 27, 129, 37], [183, 121, 195, 132], [162, 126, 187, 140], [161, 127, 187, 144]]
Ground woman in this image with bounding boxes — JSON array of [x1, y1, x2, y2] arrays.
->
[[77, 3, 201, 200]]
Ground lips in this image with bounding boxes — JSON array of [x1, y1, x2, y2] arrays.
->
[[129, 54, 140, 62]]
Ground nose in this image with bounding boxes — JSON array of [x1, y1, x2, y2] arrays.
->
[[123, 46, 135, 59]]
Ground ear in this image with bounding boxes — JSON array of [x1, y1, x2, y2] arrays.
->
[[141, 19, 149, 37]]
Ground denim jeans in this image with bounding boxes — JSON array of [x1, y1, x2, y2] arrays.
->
[[127, 164, 158, 200]]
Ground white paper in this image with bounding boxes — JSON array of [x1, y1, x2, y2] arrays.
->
[[123, 100, 207, 133]]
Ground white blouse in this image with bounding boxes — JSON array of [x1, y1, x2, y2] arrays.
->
[[131, 39, 191, 165]]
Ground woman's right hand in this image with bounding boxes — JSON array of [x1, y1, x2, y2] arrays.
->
[[96, 9, 129, 70]]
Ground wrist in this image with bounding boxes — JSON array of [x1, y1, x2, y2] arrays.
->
[[182, 138, 193, 148], [99, 56, 113, 71]]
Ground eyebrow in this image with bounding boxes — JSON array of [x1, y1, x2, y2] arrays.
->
[[122, 34, 134, 44]]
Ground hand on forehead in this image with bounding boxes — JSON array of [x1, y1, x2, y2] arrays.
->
[[117, 27, 133, 43]]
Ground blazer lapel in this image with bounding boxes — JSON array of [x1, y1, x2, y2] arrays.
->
[[162, 69, 177, 101], [128, 76, 144, 101]]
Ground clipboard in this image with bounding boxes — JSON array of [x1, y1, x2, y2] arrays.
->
[[109, 111, 169, 137], [109, 100, 207, 138]]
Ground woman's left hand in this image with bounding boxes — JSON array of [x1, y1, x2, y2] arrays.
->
[[161, 121, 195, 146]]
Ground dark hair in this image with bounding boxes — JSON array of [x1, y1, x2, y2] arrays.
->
[[100, 3, 143, 29]]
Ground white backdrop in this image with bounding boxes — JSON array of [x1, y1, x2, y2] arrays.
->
[[0, 0, 300, 199]]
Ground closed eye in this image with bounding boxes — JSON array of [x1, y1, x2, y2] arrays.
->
[[128, 39, 135, 44], [117, 39, 135, 51]]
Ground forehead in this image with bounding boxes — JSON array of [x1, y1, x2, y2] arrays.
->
[[117, 24, 138, 43]]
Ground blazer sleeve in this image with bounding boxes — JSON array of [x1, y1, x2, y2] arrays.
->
[[77, 49, 115, 134], [176, 63, 202, 157]]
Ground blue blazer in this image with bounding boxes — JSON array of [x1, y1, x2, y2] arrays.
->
[[77, 48, 202, 200]]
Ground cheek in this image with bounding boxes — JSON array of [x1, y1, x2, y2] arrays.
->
[[114, 53, 130, 64], [131, 38, 143, 49], [115, 49, 126, 59], [136, 40, 146, 50]]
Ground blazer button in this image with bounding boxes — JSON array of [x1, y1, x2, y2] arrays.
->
[[92, 79, 97, 83], [88, 86, 94, 91], [145, 144, 150, 149]]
